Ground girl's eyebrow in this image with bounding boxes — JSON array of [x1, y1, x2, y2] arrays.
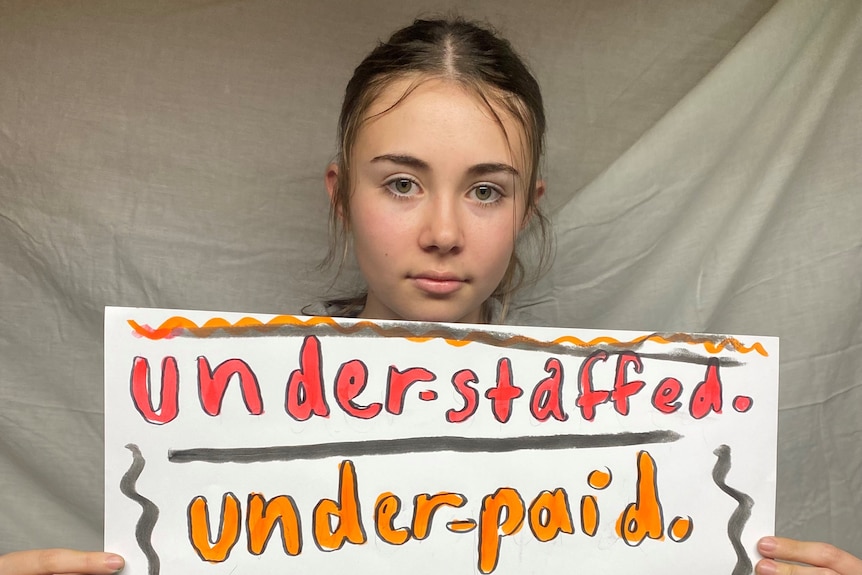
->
[[371, 154, 519, 177], [467, 162, 520, 178], [371, 154, 429, 170]]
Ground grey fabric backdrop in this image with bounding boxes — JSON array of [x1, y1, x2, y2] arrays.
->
[[1, 0, 860, 561]]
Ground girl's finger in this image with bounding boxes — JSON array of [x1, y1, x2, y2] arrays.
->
[[0, 549, 124, 575], [758, 537, 862, 575]]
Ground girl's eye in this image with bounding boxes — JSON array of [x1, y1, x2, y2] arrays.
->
[[387, 178, 417, 196], [472, 184, 501, 203]]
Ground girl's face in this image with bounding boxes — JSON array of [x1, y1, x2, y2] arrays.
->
[[327, 77, 539, 323]]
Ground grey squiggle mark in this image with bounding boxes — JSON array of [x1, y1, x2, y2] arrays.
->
[[120, 444, 161, 575], [167, 322, 745, 366], [169, 430, 682, 463], [712, 444, 754, 575]]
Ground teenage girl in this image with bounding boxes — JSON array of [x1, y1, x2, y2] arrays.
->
[[1, 17, 859, 575]]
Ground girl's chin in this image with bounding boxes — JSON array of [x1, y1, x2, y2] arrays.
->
[[362, 307, 482, 325], [359, 293, 486, 324], [400, 307, 484, 325]]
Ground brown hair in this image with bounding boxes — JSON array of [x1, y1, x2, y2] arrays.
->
[[326, 16, 551, 322]]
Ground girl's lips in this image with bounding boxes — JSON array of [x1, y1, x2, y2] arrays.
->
[[410, 275, 466, 295]]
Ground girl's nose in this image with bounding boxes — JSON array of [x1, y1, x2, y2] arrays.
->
[[418, 194, 464, 253]]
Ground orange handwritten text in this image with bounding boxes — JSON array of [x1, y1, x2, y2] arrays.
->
[[185, 450, 691, 573]]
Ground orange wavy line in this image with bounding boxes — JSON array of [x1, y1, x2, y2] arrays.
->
[[127, 315, 769, 357]]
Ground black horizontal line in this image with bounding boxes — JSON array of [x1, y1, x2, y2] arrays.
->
[[168, 430, 681, 464]]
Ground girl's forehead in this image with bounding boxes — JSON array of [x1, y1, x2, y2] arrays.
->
[[358, 76, 528, 167], [366, 76, 513, 126]]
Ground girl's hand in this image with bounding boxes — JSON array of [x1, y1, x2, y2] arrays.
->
[[0, 549, 124, 574], [757, 537, 862, 575]]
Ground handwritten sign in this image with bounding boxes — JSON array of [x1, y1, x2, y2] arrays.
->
[[104, 306, 778, 575]]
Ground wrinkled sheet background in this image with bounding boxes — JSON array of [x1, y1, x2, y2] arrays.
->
[[1, 0, 860, 558]]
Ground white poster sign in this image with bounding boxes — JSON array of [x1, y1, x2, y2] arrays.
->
[[105, 306, 778, 575]]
